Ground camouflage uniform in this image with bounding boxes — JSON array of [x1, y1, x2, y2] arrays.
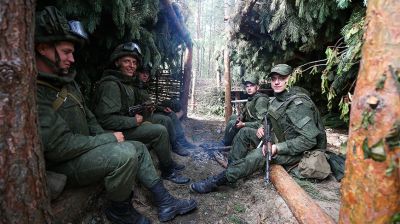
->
[[225, 88, 326, 182], [191, 64, 326, 193], [135, 82, 194, 151], [223, 91, 269, 145], [93, 69, 174, 171], [37, 71, 160, 201]]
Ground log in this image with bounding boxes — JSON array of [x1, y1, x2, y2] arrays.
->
[[270, 165, 336, 224]]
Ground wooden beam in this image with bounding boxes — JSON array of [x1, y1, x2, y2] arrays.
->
[[270, 165, 336, 224]]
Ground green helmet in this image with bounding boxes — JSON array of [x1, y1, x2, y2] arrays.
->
[[269, 64, 293, 77], [109, 42, 142, 65], [35, 6, 88, 47]]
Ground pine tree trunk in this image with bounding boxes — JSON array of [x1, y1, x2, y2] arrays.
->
[[0, 1, 52, 223], [223, 0, 232, 123], [339, 0, 400, 223]]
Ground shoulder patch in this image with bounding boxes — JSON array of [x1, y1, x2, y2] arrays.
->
[[294, 99, 303, 105]]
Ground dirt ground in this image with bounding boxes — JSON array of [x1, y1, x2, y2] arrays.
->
[[82, 113, 347, 224]]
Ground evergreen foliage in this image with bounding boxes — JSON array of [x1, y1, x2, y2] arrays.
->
[[36, 0, 189, 99], [226, 0, 366, 123]]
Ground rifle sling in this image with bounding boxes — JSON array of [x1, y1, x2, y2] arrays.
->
[[37, 80, 85, 113]]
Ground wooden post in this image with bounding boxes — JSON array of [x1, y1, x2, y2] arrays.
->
[[339, 0, 400, 223]]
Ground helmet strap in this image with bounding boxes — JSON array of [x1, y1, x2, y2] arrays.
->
[[36, 43, 71, 76]]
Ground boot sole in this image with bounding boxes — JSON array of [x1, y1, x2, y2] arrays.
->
[[158, 200, 197, 222]]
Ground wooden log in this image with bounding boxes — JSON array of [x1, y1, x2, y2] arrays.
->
[[270, 165, 336, 224]]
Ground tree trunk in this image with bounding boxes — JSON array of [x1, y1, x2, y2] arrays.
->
[[223, 0, 232, 123], [339, 0, 400, 223], [0, 1, 52, 223], [160, 0, 193, 118]]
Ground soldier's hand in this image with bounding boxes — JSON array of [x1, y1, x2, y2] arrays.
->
[[113, 132, 125, 142], [236, 121, 245, 128], [164, 107, 172, 113], [135, 114, 144, 125], [256, 127, 264, 139], [271, 144, 277, 156]]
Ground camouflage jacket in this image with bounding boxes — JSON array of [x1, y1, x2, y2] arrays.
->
[[242, 92, 269, 129], [37, 72, 117, 167], [268, 89, 327, 156], [93, 69, 140, 130]]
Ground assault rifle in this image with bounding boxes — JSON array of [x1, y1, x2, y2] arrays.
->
[[262, 113, 272, 185], [128, 101, 155, 117], [227, 99, 247, 134]]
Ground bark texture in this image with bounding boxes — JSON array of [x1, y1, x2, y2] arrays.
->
[[0, 1, 52, 223], [339, 0, 400, 223], [271, 165, 336, 224]]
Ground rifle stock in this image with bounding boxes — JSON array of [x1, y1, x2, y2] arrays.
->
[[128, 101, 155, 117]]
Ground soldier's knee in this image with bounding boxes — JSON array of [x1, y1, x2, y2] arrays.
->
[[108, 142, 138, 168], [153, 124, 168, 134]]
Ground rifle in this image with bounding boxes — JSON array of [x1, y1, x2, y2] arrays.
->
[[128, 101, 155, 117], [262, 113, 272, 185]]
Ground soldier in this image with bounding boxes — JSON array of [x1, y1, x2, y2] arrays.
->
[[35, 6, 196, 223], [136, 65, 196, 150], [223, 77, 269, 146], [190, 64, 326, 193], [93, 42, 191, 184]]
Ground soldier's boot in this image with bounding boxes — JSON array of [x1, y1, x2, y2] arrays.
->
[[190, 171, 227, 194], [171, 141, 190, 157], [161, 164, 190, 184], [150, 180, 197, 222], [172, 160, 185, 171], [105, 197, 150, 224], [177, 136, 196, 149]]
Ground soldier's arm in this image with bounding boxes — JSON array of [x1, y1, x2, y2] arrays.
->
[[85, 107, 106, 135], [244, 96, 269, 129], [275, 103, 319, 156], [37, 95, 117, 163], [94, 81, 139, 130]]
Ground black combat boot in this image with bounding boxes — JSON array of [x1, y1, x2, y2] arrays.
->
[[150, 180, 197, 222], [161, 164, 190, 184], [105, 197, 150, 224], [190, 171, 227, 194], [171, 141, 190, 157]]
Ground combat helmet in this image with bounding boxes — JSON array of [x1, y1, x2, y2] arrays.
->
[[35, 6, 88, 48], [109, 42, 143, 66]]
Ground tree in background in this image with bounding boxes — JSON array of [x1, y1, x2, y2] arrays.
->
[[0, 1, 52, 223], [224, 0, 366, 123]]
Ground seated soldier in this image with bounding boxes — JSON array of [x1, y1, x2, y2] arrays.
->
[[222, 77, 269, 146], [190, 64, 327, 193], [136, 65, 196, 150], [35, 7, 197, 223], [93, 42, 191, 184]]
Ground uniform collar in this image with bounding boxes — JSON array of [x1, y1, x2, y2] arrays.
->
[[37, 71, 75, 87]]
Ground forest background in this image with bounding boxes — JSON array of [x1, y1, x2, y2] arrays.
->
[[35, 0, 366, 125]]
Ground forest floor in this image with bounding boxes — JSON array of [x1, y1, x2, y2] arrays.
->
[[81, 113, 347, 224]]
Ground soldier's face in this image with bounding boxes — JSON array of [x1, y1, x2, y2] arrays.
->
[[270, 74, 289, 93], [139, 71, 150, 83], [116, 56, 138, 77], [245, 83, 259, 95], [37, 41, 75, 75]]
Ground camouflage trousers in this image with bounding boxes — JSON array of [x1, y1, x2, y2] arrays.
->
[[123, 122, 173, 169], [49, 141, 160, 201], [149, 113, 177, 146], [223, 115, 240, 146], [225, 127, 302, 183]]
